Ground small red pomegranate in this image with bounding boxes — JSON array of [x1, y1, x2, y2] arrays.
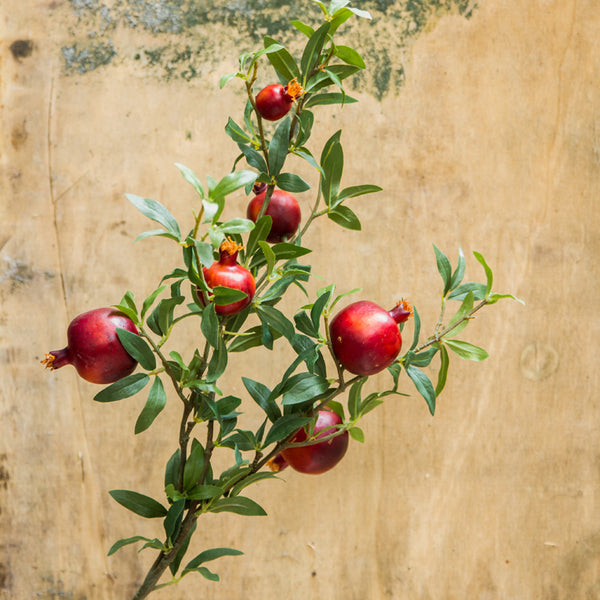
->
[[42, 307, 138, 384], [255, 79, 303, 121], [280, 410, 349, 475], [246, 189, 301, 243], [329, 300, 413, 376], [200, 237, 256, 316]]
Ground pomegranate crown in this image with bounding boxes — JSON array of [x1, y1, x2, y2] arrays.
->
[[284, 78, 304, 101], [220, 237, 244, 256], [389, 299, 414, 324]]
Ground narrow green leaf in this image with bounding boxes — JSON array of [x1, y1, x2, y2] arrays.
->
[[327, 205, 361, 230], [210, 170, 257, 200], [230, 471, 280, 497], [134, 376, 167, 434], [212, 286, 248, 305], [332, 184, 382, 207], [164, 499, 185, 542], [107, 535, 153, 556], [281, 373, 329, 405], [304, 93, 359, 108], [175, 163, 205, 199], [268, 117, 291, 177], [246, 215, 272, 258], [93, 373, 149, 403], [264, 36, 300, 82], [290, 19, 314, 37], [276, 172, 311, 193], [433, 245, 452, 296], [207, 338, 227, 383], [126, 194, 181, 240], [186, 484, 224, 500], [435, 345, 449, 397], [183, 440, 204, 492], [334, 44, 365, 68], [116, 328, 155, 371], [447, 290, 474, 328], [169, 521, 196, 576], [184, 547, 244, 572], [300, 22, 331, 80], [258, 240, 276, 276], [488, 292, 525, 305], [141, 285, 167, 320], [409, 305, 421, 351], [449, 247, 466, 291], [201, 303, 220, 349], [219, 218, 255, 234], [348, 377, 367, 419], [225, 118, 252, 144], [109, 489, 168, 518], [209, 496, 267, 516], [448, 282, 487, 301], [473, 251, 493, 296], [263, 415, 311, 447], [321, 140, 343, 205], [242, 377, 281, 423], [405, 364, 436, 416], [445, 339, 489, 361], [256, 305, 295, 341]]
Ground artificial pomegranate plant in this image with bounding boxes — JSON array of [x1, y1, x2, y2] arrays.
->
[[43, 2, 521, 598]]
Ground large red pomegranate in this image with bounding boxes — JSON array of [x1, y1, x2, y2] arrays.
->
[[329, 300, 413, 376], [200, 237, 256, 316], [279, 410, 349, 475], [42, 307, 138, 384], [246, 189, 301, 243], [255, 79, 303, 121]]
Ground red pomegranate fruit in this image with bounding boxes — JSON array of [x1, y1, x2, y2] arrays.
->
[[246, 189, 301, 243], [329, 299, 413, 376], [42, 307, 138, 384], [280, 410, 349, 475], [200, 237, 256, 316], [255, 79, 303, 121]]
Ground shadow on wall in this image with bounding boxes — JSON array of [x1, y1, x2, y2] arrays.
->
[[59, 0, 478, 99]]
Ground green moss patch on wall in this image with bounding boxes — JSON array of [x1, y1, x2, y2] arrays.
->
[[60, 0, 477, 97]]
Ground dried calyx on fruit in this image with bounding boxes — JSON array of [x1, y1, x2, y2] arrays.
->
[[246, 188, 301, 243], [199, 237, 256, 316], [329, 299, 413, 376], [255, 79, 304, 121], [42, 307, 138, 384], [279, 409, 349, 475]]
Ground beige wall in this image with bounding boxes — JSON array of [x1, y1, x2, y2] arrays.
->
[[1, 0, 599, 598]]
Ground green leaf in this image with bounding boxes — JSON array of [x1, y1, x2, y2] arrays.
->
[[183, 439, 205, 491], [175, 163, 205, 199], [276, 172, 311, 193], [321, 139, 343, 206], [332, 184, 382, 207], [242, 377, 281, 423], [256, 305, 295, 342], [447, 290, 474, 328], [328, 205, 361, 230], [349, 426, 365, 443], [109, 489, 168, 518], [183, 547, 244, 574], [207, 338, 227, 383], [263, 415, 311, 447], [230, 471, 280, 497], [246, 215, 272, 258], [93, 373, 149, 403], [212, 286, 248, 306], [281, 373, 329, 405], [409, 305, 421, 351], [210, 170, 257, 200], [290, 19, 314, 37], [268, 117, 291, 177], [126, 194, 181, 240], [169, 521, 196, 576], [449, 247, 466, 291], [209, 496, 267, 516], [304, 92, 359, 108], [107, 535, 153, 556], [225, 118, 252, 144], [201, 303, 220, 349], [435, 345, 450, 397], [433, 244, 452, 296], [164, 499, 185, 543], [334, 44, 365, 68], [448, 282, 487, 302], [264, 36, 300, 82], [134, 376, 167, 434], [116, 328, 155, 371], [445, 339, 489, 361], [348, 377, 367, 419], [258, 240, 276, 276], [219, 218, 255, 235], [186, 484, 224, 501], [141, 285, 167, 320], [164, 449, 180, 489], [405, 364, 436, 416], [488, 292, 525, 305], [473, 251, 493, 296], [300, 22, 331, 81]]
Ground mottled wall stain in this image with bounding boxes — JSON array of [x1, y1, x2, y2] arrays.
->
[[60, 0, 477, 98]]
